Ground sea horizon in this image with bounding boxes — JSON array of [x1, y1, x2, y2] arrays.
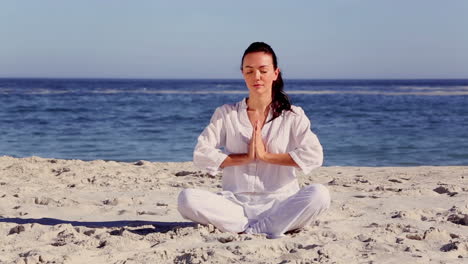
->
[[2, 77, 468, 81]]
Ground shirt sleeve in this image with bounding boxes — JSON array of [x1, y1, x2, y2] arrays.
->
[[288, 107, 323, 174], [193, 106, 229, 175]]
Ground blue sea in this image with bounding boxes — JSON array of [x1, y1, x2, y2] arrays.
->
[[1, 78, 467, 166]]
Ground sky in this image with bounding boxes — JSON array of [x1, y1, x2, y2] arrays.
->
[[1, 0, 467, 79]]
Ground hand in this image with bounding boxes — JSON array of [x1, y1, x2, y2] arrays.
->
[[247, 122, 256, 162], [254, 120, 268, 161]]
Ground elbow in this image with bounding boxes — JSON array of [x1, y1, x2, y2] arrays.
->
[[318, 148, 324, 167], [192, 150, 205, 170], [312, 143, 324, 167], [193, 148, 227, 175], [289, 146, 323, 174]]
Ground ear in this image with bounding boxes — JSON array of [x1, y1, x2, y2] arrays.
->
[[274, 67, 280, 81]]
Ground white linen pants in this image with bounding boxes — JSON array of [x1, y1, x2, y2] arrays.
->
[[177, 184, 330, 238]]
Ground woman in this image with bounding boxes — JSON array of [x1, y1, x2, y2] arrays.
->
[[177, 42, 330, 239]]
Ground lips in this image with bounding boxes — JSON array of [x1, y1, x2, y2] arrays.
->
[[253, 84, 263, 88]]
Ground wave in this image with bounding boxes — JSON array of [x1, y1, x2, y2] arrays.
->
[[0, 89, 71, 95], [397, 85, 468, 91]]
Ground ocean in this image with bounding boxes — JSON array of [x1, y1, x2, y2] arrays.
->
[[1, 78, 467, 166]]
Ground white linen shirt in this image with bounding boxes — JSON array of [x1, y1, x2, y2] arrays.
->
[[193, 98, 323, 195]]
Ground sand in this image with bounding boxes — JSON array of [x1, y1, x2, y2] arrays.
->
[[0, 156, 467, 263]]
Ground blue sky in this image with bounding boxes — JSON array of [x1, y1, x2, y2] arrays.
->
[[1, 0, 467, 79]]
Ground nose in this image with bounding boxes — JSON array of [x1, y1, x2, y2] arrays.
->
[[254, 70, 261, 80]]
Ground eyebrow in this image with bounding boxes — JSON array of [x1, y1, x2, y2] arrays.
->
[[244, 65, 271, 68]]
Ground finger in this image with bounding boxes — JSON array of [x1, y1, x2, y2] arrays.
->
[[252, 123, 256, 142]]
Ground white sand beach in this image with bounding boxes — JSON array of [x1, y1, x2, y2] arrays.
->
[[0, 156, 467, 263]]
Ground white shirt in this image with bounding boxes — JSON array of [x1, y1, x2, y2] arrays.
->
[[193, 98, 323, 195]]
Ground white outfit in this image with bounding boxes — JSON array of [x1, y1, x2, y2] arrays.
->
[[177, 98, 330, 238]]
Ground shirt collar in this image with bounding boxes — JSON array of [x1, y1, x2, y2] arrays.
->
[[239, 97, 274, 125], [239, 97, 248, 109]]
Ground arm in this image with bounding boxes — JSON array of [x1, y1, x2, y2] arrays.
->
[[219, 154, 252, 168], [287, 107, 323, 174], [193, 107, 229, 175], [260, 152, 298, 167]]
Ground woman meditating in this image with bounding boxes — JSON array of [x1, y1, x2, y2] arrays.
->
[[177, 42, 330, 239]]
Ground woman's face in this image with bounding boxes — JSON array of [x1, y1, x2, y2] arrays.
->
[[241, 52, 279, 97]]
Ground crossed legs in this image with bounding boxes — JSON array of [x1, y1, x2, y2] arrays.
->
[[177, 188, 249, 233], [177, 184, 331, 237]]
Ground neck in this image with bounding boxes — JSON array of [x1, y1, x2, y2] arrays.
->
[[247, 94, 272, 112]]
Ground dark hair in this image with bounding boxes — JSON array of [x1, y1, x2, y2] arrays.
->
[[240, 42, 292, 122]]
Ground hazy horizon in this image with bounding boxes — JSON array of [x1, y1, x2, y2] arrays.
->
[[3, 77, 468, 80]]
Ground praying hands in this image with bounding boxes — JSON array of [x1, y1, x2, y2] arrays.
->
[[248, 120, 267, 161]]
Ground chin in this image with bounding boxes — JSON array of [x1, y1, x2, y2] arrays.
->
[[249, 87, 271, 96]]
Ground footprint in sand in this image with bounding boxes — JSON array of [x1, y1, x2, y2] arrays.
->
[[34, 197, 56, 206], [433, 186, 458, 197]]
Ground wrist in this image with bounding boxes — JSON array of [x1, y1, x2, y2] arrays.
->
[[245, 153, 255, 163], [259, 152, 270, 162]]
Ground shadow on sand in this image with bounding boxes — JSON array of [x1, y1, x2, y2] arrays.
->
[[0, 217, 197, 234]]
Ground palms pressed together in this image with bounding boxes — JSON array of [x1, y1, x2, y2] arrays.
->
[[248, 120, 267, 162]]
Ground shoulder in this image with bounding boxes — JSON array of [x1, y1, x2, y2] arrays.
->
[[218, 102, 239, 111], [290, 105, 305, 115], [282, 105, 312, 128], [284, 105, 306, 119], [213, 100, 244, 115], [210, 101, 243, 120]]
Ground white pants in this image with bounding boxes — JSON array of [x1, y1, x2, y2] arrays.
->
[[177, 184, 331, 238]]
